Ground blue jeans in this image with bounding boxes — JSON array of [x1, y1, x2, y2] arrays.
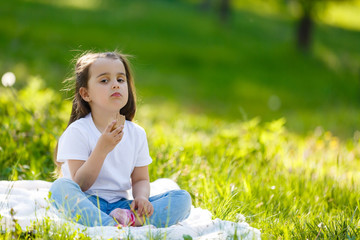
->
[[49, 178, 191, 227]]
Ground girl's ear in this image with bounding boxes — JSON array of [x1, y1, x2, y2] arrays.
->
[[79, 87, 91, 102]]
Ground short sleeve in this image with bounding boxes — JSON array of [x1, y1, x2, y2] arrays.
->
[[57, 126, 90, 162], [135, 130, 153, 167]]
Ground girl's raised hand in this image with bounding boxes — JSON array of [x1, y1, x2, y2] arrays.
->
[[98, 120, 124, 154]]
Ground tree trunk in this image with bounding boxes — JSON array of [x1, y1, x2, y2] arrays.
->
[[219, 0, 230, 23], [297, 11, 313, 51]]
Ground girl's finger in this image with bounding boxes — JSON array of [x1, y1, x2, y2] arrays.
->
[[142, 205, 148, 216], [130, 201, 136, 211], [111, 125, 123, 136], [115, 125, 124, 134], [147, 205, 152, 216], [149, 205, 154, 216], [143, 205, 148, 215], [138, 205, 144, 216], [105, 120, 116, 133], [116, 132, 124, 142]]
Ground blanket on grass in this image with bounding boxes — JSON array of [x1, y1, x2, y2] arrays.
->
[[0, 179, 260, 239]]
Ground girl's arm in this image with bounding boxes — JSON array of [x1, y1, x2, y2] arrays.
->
[[130, 166, 154, 217], [67, 143, 108, 191], [68, 121, 124, 191]]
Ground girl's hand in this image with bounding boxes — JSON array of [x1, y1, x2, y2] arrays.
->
[[98, 120, 124, 154], [130, 196, 154, 218]]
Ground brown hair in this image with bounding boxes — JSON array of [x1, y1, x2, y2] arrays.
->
[[53, 51, 136, 176]]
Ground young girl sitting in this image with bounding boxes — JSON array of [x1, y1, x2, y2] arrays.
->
[[50, 51, 191, 228]]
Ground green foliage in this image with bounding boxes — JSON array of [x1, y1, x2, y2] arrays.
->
[[0, 0, 360, 238], [0, 216, 92, 240], [139, 101, 360, 238], [0, 77, 70, 181], [1, 74, 360, 238], [0, 0, 359, 137]]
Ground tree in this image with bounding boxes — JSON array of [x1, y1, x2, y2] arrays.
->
[[295, 0, 314, 51], [286, 0, 348, 52], [198, 0, 232, 23], [219, 0, 231, 23]]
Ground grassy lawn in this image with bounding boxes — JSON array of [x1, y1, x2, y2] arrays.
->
[[1, 0, 360, 239], [1, 0, 359, 137], [1, 79, 360, 239]]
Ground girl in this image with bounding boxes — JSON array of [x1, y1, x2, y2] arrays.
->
[[50, 51, 191, 228]]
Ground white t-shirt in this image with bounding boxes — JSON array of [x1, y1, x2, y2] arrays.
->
[[57, 113, 152, 203]]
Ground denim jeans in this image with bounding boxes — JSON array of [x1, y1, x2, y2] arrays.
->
[[49, 178, 191, 227]]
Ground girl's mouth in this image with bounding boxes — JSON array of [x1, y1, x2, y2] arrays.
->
[[111, 92, 122, 97]]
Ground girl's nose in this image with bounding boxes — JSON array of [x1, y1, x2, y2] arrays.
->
[[112, 80, 120, 89]]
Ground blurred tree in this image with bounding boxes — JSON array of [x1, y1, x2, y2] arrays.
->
[[230, 0, 353, 51], [198, 0, 232, 23], [286, 0, 348, 51], [295, 0, 314, 51], [219, 0, 231, 22]]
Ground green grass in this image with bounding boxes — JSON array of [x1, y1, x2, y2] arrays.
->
[[0, 0, 359, 138], [1, 77, 360, 239], [1, 0, 360, 239]]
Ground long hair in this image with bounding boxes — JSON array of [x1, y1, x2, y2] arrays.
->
[[53, 51, 137, 176]]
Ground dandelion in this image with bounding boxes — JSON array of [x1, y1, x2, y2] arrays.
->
[[318, 222, 325, 228], [236, 213, 246, 222], [1, 72, 16, 87]]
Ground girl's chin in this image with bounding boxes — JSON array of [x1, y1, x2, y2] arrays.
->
[[113, 106, 126, 112]]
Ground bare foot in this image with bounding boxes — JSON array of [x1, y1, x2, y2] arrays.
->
[[110, 208, 135, 226]]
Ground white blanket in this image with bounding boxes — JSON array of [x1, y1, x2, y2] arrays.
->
[[0, 179, 260, 239]]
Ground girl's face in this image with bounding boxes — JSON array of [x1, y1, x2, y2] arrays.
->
[[81, 57, 129, 114]]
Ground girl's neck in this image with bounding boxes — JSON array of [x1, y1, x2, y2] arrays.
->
[[91, 109, 119, 133]]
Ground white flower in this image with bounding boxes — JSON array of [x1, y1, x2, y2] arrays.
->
[[268, 95, 281, 111], [1, 72, 16, 87], [236, 213, 246, 222]]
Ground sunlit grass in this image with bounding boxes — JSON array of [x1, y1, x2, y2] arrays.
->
[[0, 0, 359, 138], [321, 1, 360, 31], [24, 0, 102, 10], [1, 75, 360, 238], [1, 0, 360, 238], [0, 216, 92, 240], [231, 0, 360, 31]]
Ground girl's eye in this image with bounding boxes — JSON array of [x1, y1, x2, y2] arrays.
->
[[100, 79, 108, 83], [117, 78, 125, 82]]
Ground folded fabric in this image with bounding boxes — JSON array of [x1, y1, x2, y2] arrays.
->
[[0, 179, 261, 239]]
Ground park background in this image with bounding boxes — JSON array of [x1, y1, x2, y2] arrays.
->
[[1, 0, 360, 238]]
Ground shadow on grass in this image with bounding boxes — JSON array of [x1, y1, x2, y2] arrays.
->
[[0, 0, 359, 137]]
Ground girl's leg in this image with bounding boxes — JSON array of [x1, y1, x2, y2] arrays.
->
[[147, 190, 191, 227], [49, 178, 117, 227], [106, 190, 191, 228]]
